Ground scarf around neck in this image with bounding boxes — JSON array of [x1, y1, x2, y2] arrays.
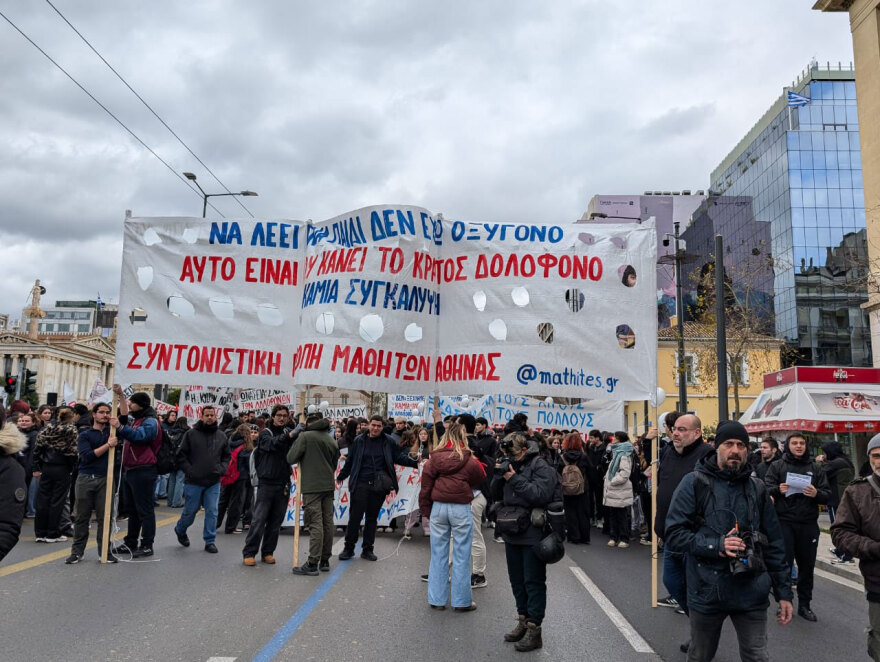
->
[[608, 441, 634, 477]]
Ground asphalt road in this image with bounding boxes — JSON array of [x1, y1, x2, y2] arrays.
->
[[0, 509, 868, 661]]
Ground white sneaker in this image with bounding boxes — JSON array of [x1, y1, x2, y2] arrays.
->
[[618, 541, 629, 549], [45, 536, 68, 543], [35, 537, 48, 543], [830, 558, 855, 565], [607, 540, 617, 547]]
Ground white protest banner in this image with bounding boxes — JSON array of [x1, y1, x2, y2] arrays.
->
[[87, 380, 113, 405], [283, 459, 421, 527], [324, 404, 367, 420], [115, 207, 656, 400], [63, 381, 77, 406], [154, 399, 177, 416], [434, 394, 624, 433], [238, 388, 295, 412], [387, 394, 427, 418], [180, 386, 237, 420]]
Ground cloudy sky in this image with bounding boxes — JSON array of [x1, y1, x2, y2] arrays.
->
[[0, 1, 853, 317]]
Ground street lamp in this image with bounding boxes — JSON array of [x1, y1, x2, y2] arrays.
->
[[589, 212, 642, 222], [183, 172, 258, 218]]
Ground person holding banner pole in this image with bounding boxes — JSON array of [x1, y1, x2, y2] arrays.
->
[[288, 409, 339, 575], [99, 386, 121, 563]]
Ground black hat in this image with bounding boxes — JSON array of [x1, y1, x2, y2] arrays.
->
[[129, 392, 151, 410], [306, 410, 323, 423], [714, 420, 749, 447]]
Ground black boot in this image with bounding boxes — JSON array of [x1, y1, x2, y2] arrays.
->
[[504, 615, 527, 642], [798, 603, 817, 622], [514, 622, 543, 652]]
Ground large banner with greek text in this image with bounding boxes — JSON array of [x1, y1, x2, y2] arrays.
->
[[115, 207, 657, 400]]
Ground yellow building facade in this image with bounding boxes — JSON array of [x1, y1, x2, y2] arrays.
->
[[623, 324, 782, 436]]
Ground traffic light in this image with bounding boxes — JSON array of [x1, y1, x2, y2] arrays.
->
[[4, 375, 16, 394], [23, 369, 37, 395]]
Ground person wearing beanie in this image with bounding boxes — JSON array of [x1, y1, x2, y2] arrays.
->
[[665, 419, 793, 661], [831, 433, 880, 661], [287, 411, 339, 575], [764, 431, 831, 622], [110, 388, 161, 558], [817, 441, 855, 565]]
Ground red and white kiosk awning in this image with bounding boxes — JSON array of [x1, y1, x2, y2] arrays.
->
[[739, 366, 880, 435]]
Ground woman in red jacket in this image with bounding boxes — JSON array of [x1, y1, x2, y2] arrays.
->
[[419, 422, 486, 612]]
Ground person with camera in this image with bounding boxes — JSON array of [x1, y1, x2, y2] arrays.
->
[[764, 432, 831, 622], [491, 432, 562, 653], [337, 414, 418, 561], [665, 421, 793, 662]]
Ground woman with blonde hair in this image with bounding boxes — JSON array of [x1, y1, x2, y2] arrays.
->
[[419, 422, 486, 611], [403, 426, 431, 540]]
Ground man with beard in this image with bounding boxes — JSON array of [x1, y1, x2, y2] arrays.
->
[[110, 392, 161, 558], [174, 406, 231, 553], [665, 421, 793, 662], [754, 438, 780, 481], [764, 432, 831, 622]]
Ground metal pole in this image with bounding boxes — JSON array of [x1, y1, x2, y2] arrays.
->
[[715, 234, 729, 422], [202, 195, 207, 218], [674, 221, 687, 412]]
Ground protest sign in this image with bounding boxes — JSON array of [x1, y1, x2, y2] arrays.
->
[[180, 386, 237, 420], [115, 207, 656, 400], [324, 404, 367, 420], [237, 387, 295, 412], [283, 458, 421, 527]]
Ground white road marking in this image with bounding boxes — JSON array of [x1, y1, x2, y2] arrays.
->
[[570, 565, 655, 654], [206, 657, 236, 661], [815, 567, 864, 592]]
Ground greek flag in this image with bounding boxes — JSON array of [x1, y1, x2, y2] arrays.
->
[[787, 91, 810, 107]]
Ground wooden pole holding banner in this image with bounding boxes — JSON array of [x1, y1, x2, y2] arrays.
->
[[100, 386, 118, 564], [650, 401, 659, 608], [291, 389, 306, 570]]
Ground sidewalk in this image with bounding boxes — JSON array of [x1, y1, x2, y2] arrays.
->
[[816, 512, 862, 584]]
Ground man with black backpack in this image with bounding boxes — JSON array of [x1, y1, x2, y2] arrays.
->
[[665, 421, 793, 662]]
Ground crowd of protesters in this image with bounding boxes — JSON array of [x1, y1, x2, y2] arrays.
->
[[1, 391, 875, 657]]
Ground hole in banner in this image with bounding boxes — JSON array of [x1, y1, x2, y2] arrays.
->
[[136, 266, 153, 291], [143, 228, 162, 246], [182, 227, 199, 244], [473, 290, 487, 312], [577, 232, 595, 246], [209, 296, 235, 320], [128, 308, 148, 326], [616, 324, 636, 349], [167, 295, 195, 318], [256, 303, 283, 326], [537, 322, 554, 344], [316, 312, 335, 335], [359, 314, 384, 343], [610, 236, 627, 250], [565, 289, 585, 312], [620, 265, 637, 287], [488, 319, 507, 341], [511, 287, 530, 307], [404, 323, 423, 342]]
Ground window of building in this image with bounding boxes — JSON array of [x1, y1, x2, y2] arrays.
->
[[727, 356, 750, 386], [340, 393, 349, 405], [312, 393, 322, 405], [676, 353, 698, 385]]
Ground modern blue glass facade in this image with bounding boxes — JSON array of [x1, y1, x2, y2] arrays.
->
[[700, 64, 870, 367]]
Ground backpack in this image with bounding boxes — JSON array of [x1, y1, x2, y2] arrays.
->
[[561, 458, 585, 496], [221, 445, 242, 487], [151, 422, 174, 474]]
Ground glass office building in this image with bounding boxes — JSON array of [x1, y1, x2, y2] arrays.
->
[[693, 62, 871, 366]]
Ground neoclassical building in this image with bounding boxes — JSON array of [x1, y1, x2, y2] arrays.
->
[[0, 332, 115, 405]]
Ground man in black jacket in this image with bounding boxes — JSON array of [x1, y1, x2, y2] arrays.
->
[[243, 404, 297, 566], [754, 438, 780, 480], [654, 413, 712, 615], [665, 421, 793, 661], [764, 432, 831, 622], [173, 406, 231, 554], [337, 414, 417, 561]]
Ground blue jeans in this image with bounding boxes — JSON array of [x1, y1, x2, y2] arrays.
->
[[27, 476, 39, 517], [663, 545, 688, 613], [166, 470, 185, 507], [154, 474, 168, 499], [175, 482, 221, 545], [428, 502, 473, 608], [828, 506, 853, 562]]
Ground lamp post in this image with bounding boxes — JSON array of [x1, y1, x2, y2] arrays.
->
[[183, 172, 258, 218], [588, 212, 642, 222]]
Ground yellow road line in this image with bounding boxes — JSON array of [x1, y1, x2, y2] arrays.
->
[[0, 515, 179, 578]]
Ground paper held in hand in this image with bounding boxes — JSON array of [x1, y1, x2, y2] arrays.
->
[[785, 472, 812, 497]]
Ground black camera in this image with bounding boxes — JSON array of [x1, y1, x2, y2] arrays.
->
[[727, 530, 767, 576], [495, 458, 512, 476]]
